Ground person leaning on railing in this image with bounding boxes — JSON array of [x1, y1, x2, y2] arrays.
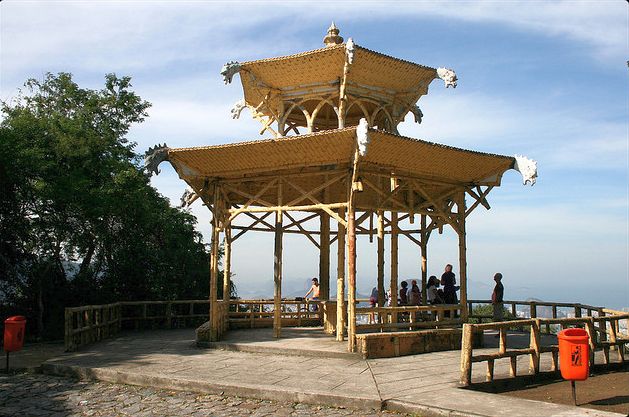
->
[[491, 273, 504, 322]]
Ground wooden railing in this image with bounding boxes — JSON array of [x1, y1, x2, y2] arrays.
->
[[228, 299, 321, 328], [64, 303, 122, 351], [460, 311, 629, 386], [355, 304, 462, 332], [468, 299, 605, 329], [65, 300, 210, 351]]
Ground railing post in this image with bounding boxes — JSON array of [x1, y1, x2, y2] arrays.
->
[[166, 302, 172, 329], [460, 323, 473, 386], [64, 309, 72, 351], [530, 319, 540, 374], [530, 302, 537, 319], [585, 317, 596, 366], [574, 304, 582, 318]]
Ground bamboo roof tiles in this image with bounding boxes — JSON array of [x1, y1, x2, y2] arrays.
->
[[167, 127, 514, 185]]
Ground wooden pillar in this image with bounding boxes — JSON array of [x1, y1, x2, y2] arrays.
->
[[273, 181, 284, 338], [347, 205, 357, 352], [420, 214, 428, 305], [457, 192, 468, 321], [223, 226, 231, 301], [377, 210, 385, 309], [209, 184, 221, 341], [336, 208, 346, 341], [390, 211, 398, 323], [319, 212, 330, 300]]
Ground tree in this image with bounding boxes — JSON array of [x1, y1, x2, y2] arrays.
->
[[0, 73, 222, 340]]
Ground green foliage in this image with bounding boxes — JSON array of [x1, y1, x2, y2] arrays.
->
[[0, 73, 224, 340], [469, 304, 516, 324]]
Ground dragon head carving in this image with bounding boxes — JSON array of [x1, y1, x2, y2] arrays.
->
[[144, 143, 169, 176], [221, 61, 241, 84]]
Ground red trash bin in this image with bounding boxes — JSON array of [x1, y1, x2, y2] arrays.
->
[[3, 316, 26, 353], [558, 327, 589, 381]]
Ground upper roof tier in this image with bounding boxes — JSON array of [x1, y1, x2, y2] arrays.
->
[[222, 24, 457, 137]]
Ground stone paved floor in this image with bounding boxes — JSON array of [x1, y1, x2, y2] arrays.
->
[[37, 329, 625, 417], [0, 373, 407, 417]]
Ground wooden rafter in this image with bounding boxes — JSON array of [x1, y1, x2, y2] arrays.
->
[[465, 186, 493, 218], [283, 177, 348, 227], [226, 178, 278, 222], [362, 177, 408, 211], [284, 211, 320, 248], [285, 173, 345, 207], [412, 180, 461, 235]]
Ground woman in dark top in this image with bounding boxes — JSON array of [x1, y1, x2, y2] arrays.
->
[[440, 264, 458, 305], [399, 281, 408, 305]]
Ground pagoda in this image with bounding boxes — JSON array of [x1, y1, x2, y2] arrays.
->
[[146, 24, 537, 352]]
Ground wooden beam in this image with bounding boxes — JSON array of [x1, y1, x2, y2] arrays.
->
[[377, 210, 385, 311], [336, 207, 346, 342], [226, 179, 277, 222], [420, 214, 428, 305], [282, 178, 349, 226], [284, 211, 320, 248], [465, 186, 493, 218], [209, 183, 221, 341], [413, 180, 461, 235], [390, 211, 399, 323], [319, 209, 331, 300], [273, 181, 284, 338], [285, 173, 345, 207], [457, 192, 468, 322], [223, 226, 231, 301], [348, 150, 359, 353]]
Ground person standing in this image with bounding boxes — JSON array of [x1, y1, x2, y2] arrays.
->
[[491, 273, 504, 322], [440, 264, 458, 305], [408, 280, 421, 306], [304, 277, 320, 312], [399, 281, 409, 306]]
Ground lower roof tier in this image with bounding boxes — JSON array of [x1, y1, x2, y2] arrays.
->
[[159, 127, 522, 213]]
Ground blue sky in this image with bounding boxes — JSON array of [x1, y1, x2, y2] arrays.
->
[[1, 1, 627, 308]]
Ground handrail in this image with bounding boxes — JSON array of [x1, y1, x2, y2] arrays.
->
[[65, 299, 211, 351], [460, 311, 628, 386]]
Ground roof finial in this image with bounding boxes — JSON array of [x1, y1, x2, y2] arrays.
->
[[323, 22, 343, 47]]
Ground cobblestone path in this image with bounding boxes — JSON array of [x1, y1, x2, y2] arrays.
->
[[0, 373, 408, 417]]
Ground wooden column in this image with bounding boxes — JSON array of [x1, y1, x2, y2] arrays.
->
[[347, 204, 357, 352], [457, 192, 468, 321], [376, 210, 385, 309], [390, 211, 398, 323], [319, 211, 330, 300], [336, 207, 346, 341], [347, 149, 359, 352], [420, 214, 428, 305], [209, 185, 221, 341], [223, 226, 231, 301], [273, 181, 284, 338]]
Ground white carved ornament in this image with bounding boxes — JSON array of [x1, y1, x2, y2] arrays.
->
[[437, 67, 457, 88], [231, 99, 247, 119], [346, 38, 355, 65], [514, 155, 538, 186], [180, 186, 199, 208], [356, 118, 370, 156]]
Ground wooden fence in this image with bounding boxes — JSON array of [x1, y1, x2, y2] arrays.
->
[[65, 298, 322, 351], [228, 299, 321, 329], [65, 300, 210, 351], [355, 304, 462, 332], [460, 309, 629, 386]]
